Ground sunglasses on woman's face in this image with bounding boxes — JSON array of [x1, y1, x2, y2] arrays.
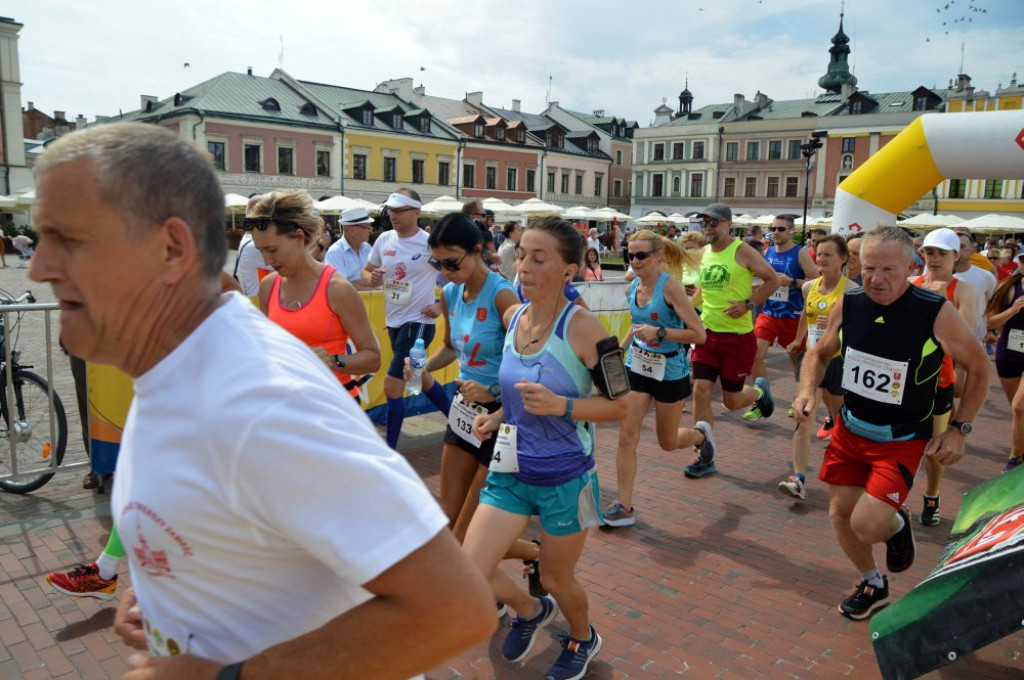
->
[[627, 250, 655, 261], [428, 251, 470, 272]]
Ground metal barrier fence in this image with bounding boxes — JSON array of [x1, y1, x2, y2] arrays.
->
[[0, 301, 87, 488]]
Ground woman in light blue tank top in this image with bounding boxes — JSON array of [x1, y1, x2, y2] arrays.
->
[[606, 230, 710, 528], [409, 214, 542, 565], [463, 218, 627, 678]]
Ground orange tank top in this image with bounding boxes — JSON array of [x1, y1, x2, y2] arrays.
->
[[912, 275, 957, 388], [268, 265, 356, 395]]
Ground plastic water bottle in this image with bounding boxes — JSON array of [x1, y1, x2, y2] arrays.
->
[[407, 338, 426, 395]]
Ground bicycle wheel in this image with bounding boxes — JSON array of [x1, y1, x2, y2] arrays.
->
[[0, 370, 68, 494]]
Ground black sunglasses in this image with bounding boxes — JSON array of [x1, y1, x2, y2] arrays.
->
[[699, 218, 719, 228], [770, 226, 789, 232], [428, 252, 470, 272], [627, 250, 655, 261], [242, 216, 300, 232]]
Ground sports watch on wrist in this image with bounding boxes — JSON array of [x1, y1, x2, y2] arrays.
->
[[656, 326, 667, 341], [744, 299, 754, 310], [332, 354, 347, 369], [949, 420, 972, 436], [488, 383, 502, 398]]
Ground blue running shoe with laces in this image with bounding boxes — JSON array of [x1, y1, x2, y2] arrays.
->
[[546, 624, 603, 680], [503, 594, 558, 662]]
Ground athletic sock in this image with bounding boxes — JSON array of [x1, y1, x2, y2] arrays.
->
[[794, 473, 805, 482], [924, 494, 939, 502], [95, 553, 121, 581], [861, 567, 885, 589], [424, 380, 452, 416], [386, 397, 405, 449]]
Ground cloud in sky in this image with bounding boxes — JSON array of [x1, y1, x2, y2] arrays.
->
[[8, 0, 1022, 126]]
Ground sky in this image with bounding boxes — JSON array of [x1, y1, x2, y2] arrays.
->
[[6, 0, 1023, 127]]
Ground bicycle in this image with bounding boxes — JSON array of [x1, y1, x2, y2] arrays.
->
[[0, 290, 69, 494]]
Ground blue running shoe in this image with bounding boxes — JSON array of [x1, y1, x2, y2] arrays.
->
[[503, 594, 558, 662], [546, 625, 603, 680]]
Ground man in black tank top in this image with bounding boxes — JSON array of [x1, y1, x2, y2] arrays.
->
[[792, 227, 989, 621]]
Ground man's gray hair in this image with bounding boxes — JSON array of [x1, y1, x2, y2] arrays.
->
[[862, 225, 915, 262], [34, 122, 226, 281]]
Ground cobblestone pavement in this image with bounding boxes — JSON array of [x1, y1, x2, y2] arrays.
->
[[0, 262, 1021, 678]]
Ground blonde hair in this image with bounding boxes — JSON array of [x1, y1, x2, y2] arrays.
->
[[250, 190, 323, 244], [628, 229, 701, 281]]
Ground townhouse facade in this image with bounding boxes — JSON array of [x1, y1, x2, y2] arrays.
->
[[0, 17, 32, 195]]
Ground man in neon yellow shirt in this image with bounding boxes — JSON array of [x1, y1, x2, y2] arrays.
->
[[686, 203, 782, 478]]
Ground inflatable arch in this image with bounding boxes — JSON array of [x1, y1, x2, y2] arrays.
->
[[832, 109, 1024, 234]]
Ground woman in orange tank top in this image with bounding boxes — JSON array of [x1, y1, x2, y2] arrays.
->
[[251, 191, 380, 398], [908, 228, 976, 527]]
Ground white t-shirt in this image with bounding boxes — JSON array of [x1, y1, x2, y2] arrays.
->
[[367, 228, 440, 328], [497, 240, 518, 281], [234, 233, 271, 296], [111, 293, 447, 665], [955, 265, 997, 341]]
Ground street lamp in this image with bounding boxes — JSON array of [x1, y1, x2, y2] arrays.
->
[[800, 131, 827, 244]]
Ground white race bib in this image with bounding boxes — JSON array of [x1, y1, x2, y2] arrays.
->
[[383, 279, 412, 306], [448, 393, 485, 448], [490, 423, 519, 473], [770, 286, 790, 302], [631, 346, 666, 381], [841, 347, 908, 405], [1008, 328, 1024, 353], [807, 316, 828, 349]]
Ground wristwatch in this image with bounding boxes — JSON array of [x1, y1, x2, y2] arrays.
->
[[332, 354, 347, 369], [488, 383, 502, 398], [744, 299, 754, 310], [656, 326, 667, 341], [949, 420, 972, 436]]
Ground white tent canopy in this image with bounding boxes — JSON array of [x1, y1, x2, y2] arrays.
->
[[594, 207, 631, 221], [952, 214, 1024, 234], [419, 195, 464, 217], [224, 193, 249, 214], [315, 195, 362, 215], [564, 205, 602, 221], [896, 213, 965, 231], [635, 211, 669, 226], [482, 197, 517, 214], [515, 198, 564, 216]]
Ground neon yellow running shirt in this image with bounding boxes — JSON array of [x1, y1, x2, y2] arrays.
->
[[698, 239, 753, 333]]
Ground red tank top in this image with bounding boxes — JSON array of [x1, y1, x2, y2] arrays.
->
[[912, 276, 957, 387], [268, 265, 356, 395]]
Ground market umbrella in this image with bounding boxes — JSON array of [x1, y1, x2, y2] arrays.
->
[[635, 211, 668, 226], [419, 195, 464, 217], [594, 207, 631, 222], [482, 197, 517, 215], [224, 193, 250, 214], [733, 214, 758, 226], [666, 213, 691, 226], [564, 206, 600, 221], [14, 189, 35, 207], [896, 213, 964, 232], [0, 195, 26, 214], [952, 214, 1024, 234], [315, 195, 361, 215], [871, 467, 1024, 679], [515, 198, 565, 217]]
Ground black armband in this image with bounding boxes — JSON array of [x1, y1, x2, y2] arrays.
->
[[590, 336, 631, 400]]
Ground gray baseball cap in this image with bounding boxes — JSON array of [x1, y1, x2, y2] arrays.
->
[[695, 203, 732, 221]]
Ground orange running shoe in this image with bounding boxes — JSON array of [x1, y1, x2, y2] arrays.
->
[[45, 563, 117, 600]]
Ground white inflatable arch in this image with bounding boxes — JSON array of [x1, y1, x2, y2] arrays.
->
[[832, 109, 1024, 234]]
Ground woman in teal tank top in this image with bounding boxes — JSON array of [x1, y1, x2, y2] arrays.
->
[[606, 230, 710, 527], [463, 218, 627, 679]]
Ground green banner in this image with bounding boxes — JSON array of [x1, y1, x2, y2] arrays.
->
[[871, 466, 1024, 679]]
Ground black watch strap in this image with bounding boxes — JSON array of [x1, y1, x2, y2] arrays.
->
[[949, 420, 972, 435], [333, 354, 347, 369], [216, 662, 244, 680]]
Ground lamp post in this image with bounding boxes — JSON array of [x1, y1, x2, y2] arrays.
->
[[800, 131, 826, 244]]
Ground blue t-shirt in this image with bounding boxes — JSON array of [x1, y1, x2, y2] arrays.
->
[[625, 272, 689, 381], [499, 302, 595, 486], [762, 245, 805, 319], [442, 271, 516, 387]]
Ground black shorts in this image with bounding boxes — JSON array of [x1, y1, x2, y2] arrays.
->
[[443, 400, 503, 467], [934, 383, 954, 416], [996, 358, 1024, 380], [796, 353, 847, 397], [386, 322, 437, 379], [628, 371, 693, 403]]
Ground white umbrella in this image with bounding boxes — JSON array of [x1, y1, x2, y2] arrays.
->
[[733, 214, 758, 225], [419, 195, 464, 217], [516, 198, 564, 217], [14, 189, 35, 207], [635, 211, 669, 226], [896, 213, 965, 231], [953, 214, 1024, 234], [594, 207, 631, 222], [353, 198, 382, 216], [482, 197, 517, 214], [0, 195, 26, 214], [315, 195, 362, 215], [666, 213, 692, 226], [225, 193, 249, 215], [751, 214, 776, 227], [564, 206, 600, 221]]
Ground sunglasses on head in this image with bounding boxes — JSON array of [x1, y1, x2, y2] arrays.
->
[[242, 216, 300, 232], [627, 250, 655, 261], [428, 251, 470, 272]]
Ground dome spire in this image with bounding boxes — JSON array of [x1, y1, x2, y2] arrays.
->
[[818, 9, 858, 94]]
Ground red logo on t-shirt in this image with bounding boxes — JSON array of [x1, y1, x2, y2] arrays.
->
[[383, 249, 397, 257], [651, 312, 659, 321], [477, 308, 487, 322], [394, 262, 407, 280]]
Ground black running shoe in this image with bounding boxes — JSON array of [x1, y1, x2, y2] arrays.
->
[[838, 577, 889, 620], [885, 506, 916, 573]]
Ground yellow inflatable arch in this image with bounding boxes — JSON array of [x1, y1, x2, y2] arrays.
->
[[832, 110, 1024, 234]]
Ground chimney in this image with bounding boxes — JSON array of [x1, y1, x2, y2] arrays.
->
[[840, 82, 856, 102], [140, 95, 158, 109], [54, 110, 66, 122], [247, 66, 253, 76], [75, 114, 87, 129], [593, 109, 604, 117], [375, 77, 414, 100], [753, 91, 769, 108], [466, 91, 484, 106], [512, 99, 521, 112], [733, 93, 746, 109], [27, 101, 34, 111], [414, 84, 425, 95], [955, 73, 971, 92]]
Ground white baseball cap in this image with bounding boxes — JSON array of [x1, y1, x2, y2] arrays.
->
[[920, 228, 960, 252]]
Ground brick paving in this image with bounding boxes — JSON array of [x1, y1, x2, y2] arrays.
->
[[0, 259, 1021, 678]]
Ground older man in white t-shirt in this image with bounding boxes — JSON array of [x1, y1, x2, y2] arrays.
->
[[364, 189, 453, 449], [29, 123, 495, 679]]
